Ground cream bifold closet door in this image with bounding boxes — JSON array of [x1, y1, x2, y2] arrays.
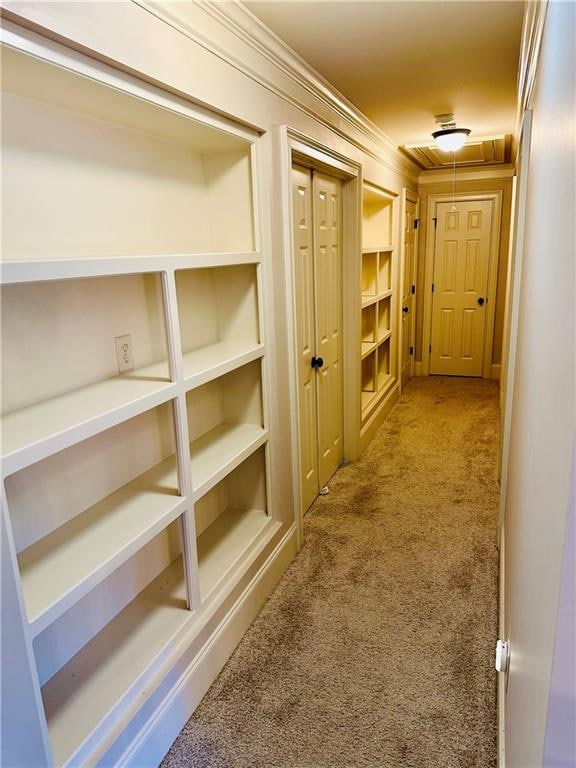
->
[[292, 164, 344, 513]]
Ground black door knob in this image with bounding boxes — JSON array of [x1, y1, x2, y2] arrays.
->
[[402, 306, 409, 314], [311, 356, 324, 369], [477, 297, 485, 306]]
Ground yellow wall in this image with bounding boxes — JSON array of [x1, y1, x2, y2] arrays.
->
[[416, 174, 514, 366]]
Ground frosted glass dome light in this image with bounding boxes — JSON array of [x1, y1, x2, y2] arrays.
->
[[432, 127, 471, 152]]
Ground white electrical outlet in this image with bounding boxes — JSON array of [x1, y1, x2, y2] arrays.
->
[[114, 334, 134, 373]]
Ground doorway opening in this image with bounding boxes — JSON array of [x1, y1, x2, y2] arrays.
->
[[422, 193, 502, 377], [279, 129, 361, 540]]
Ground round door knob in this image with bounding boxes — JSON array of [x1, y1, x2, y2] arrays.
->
[[311, 356, 324, 369], [402, 306, 409, 314], [477, 297, 485, 306]]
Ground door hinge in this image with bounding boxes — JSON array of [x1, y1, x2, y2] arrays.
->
[[433, 217, 437, 228], [409, 346, 414, 356], [414, 218, 419, 230], [431, 283, 435, 293], [429, 344, 432, 353], [411, 284, 416, 294]]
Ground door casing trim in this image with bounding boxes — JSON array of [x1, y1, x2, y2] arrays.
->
[[277, 126, 361, 547], [421, 191, 503, 378]]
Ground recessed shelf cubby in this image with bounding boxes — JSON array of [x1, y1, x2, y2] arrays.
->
[[361, 251, 378, 296], [378, 298, 391, 340], [1, 274, 171, 468], [195, 447, 269, 601], [361, 352, 377, 414], [362, 185, 394, 250], [186, 359, 266, 499], [5, 402, 181, 636], [37, 521, 188, 767], [2, 46, 255, 260], [176, 264, 262, 386], [361, 304, 377, 357], [378, 250, 392, 293], [377, 340, 392, 391]]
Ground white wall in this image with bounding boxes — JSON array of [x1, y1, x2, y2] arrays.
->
[[543, 442, 576, 767], [503, 2, 575, 765]]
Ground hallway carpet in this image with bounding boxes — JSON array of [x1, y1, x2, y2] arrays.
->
[[162, 377, 500, 768]]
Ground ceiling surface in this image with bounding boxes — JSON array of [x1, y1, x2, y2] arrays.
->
[[244, 0, 524, 150]]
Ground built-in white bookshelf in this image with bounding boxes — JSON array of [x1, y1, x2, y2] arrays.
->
[[360, 184, 398, 425], [1, 33, 281, 768]]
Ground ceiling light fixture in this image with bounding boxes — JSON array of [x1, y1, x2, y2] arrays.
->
[[432, 113, 471, 152]]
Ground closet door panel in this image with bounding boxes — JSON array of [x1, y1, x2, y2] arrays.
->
[[291, 165, 319, 512], [313, 172, 344, 487]]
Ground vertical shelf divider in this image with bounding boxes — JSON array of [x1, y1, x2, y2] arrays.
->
[[161, 270, 201, 612]]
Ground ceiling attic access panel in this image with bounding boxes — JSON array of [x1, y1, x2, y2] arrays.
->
[[1, 46, 256, 260]]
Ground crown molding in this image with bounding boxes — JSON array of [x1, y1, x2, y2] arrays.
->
[[514, 1, 548, 147], [418, 165, 515, 185], [134, 0, 419, 185]]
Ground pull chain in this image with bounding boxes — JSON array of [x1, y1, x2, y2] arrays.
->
[[452, 151, 457, 212]]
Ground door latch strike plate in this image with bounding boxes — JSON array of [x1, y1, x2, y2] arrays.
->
[[495, 639, 510, 673]]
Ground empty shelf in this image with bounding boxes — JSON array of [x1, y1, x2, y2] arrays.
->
[[197, 507, 271, 600], [1, 360, 173, 475], [362, 244, 393, 252], [190, 423, 267, 499], [361, 295, 379, 309], [19, 456, 181, 636], [378, 330, 393, 344], [182, 341, 264, 388], [42, 557, 190, 767], [361, 341, 377, 359]]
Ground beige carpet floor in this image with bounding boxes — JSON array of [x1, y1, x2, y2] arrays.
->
[[162, 376, 500, 768]]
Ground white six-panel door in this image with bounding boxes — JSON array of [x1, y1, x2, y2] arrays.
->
[[291, 165, 343, 512], [430, 200, 493, 376]]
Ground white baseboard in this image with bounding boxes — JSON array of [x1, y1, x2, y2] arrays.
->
[[492, 363, 501, 380], [118, 524, 299, 768]]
